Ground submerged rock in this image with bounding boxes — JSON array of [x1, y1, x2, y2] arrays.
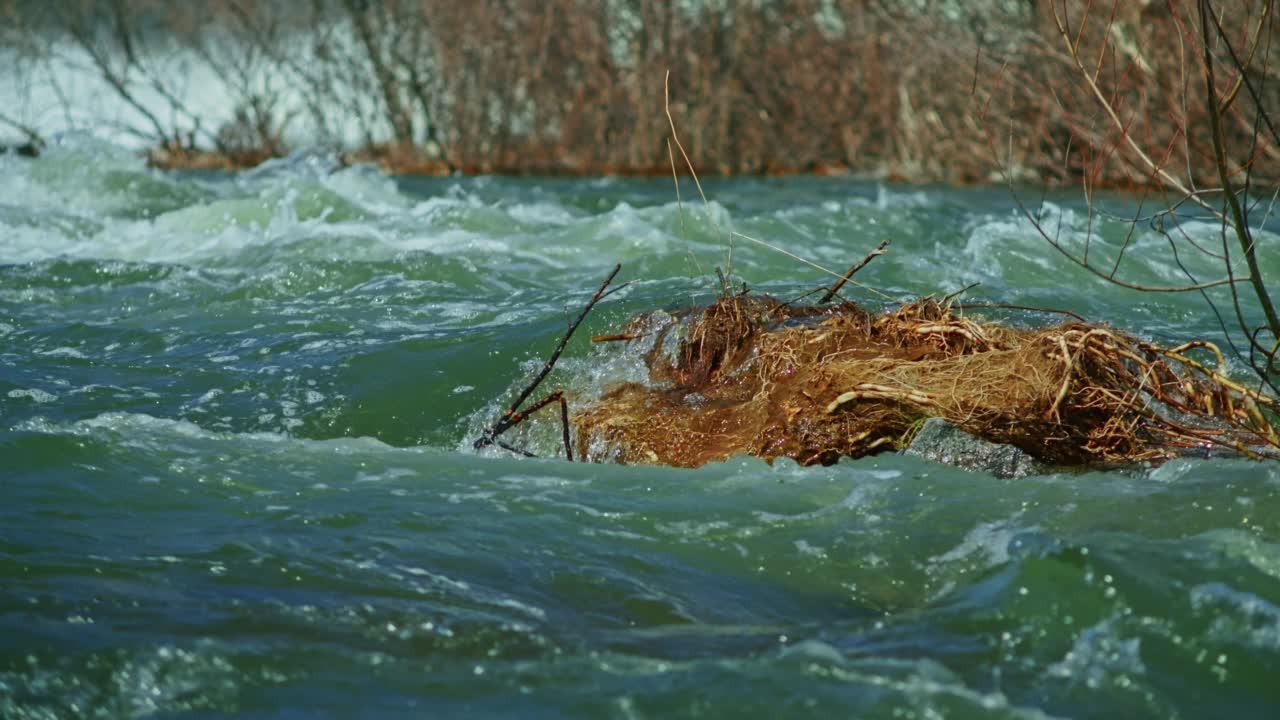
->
[[903, 418, 1045, 479]]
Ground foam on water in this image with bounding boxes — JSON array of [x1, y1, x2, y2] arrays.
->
[[7, 145, 1280, 718], [0, 139, 409, 266]]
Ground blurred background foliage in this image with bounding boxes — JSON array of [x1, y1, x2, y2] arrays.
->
[[0, 0, 1277, 184]]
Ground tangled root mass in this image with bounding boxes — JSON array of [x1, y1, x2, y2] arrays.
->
[[573, 295, 1280, 468]]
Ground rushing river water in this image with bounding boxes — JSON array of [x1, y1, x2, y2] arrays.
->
[[4, 137, 1280, 718]]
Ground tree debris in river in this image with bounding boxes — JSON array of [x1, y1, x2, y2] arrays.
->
[[575, 290, 1280, 468], [475, 260, 1280, 470]]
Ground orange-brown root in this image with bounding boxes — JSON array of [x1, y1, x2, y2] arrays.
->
[[572, 296, 1279, 469]]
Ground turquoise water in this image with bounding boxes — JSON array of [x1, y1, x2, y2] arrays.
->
[[4, 137, 1280, 718]]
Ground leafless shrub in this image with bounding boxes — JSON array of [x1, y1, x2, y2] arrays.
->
[[979, 0, 1280, 391], [10, 0, 1277, 193]]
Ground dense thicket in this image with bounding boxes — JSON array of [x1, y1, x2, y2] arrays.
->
[[2, 0, 1277, 184]]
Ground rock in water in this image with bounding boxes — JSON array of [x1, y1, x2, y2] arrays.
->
[[904, 418, 1044, 478]]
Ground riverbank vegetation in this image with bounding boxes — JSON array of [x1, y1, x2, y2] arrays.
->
[[2, 0, 1276, 185]]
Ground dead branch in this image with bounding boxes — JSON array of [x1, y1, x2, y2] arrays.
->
[[474, 263, 621, 451], [819, 240, 889, 304]]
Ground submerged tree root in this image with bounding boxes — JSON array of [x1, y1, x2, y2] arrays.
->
[[571, 295, 1280, 468]]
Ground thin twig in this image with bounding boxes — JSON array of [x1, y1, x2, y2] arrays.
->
[[475, 265, 621, 449], [953, 304, 1083, 324], [591, 333, 638, 343], [665, 70, 734, 287], [819, 240, 889, 304], [1198, 0, 1280, 341], [664, 71, 710, 214], [599, 280, 634, 302], [730, 231, 895, 300], [667, 138, 701, 281], [779, 285, 833, 310], [558, 393, 573, 461], [1048, 1, 1226, 222], [497, 390, 565, 433], [715, 267, 729, 297], [0, 112, 44, 149], [941, 282, 981, 306]]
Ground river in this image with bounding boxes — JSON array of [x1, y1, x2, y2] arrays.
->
[[3, 137, 1280, 718]]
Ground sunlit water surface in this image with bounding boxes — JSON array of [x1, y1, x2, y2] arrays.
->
[[4, 138, 1280, 718]]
